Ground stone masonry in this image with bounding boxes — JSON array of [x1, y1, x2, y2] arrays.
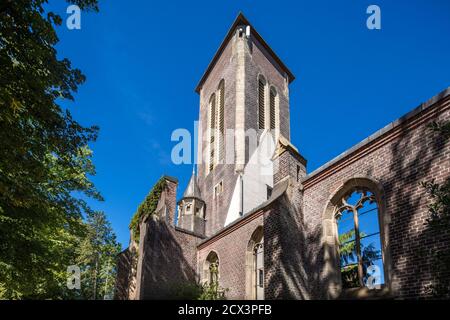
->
[[115, 13, 450, 300]]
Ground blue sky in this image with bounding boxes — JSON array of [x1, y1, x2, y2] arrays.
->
[[50, 0, 450, 248]]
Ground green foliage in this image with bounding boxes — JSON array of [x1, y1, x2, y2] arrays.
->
[[338, 230, 356, 266], [129, 178, 166, 243], [428, 121, 450, 139], [167, 281, 228, 300], [338, 230, 381, 288], [0, 0, 106, 299], [340, 264, 359, 288], [169, 282, 203, 300]]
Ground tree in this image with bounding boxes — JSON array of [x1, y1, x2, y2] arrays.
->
[[0, 0, 102, 298], [76, 211, 121, 300]]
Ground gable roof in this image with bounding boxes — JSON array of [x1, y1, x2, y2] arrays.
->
[[195, 12, 295, 93]]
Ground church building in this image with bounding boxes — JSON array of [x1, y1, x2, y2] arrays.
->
[[115, 13, 450, 300]]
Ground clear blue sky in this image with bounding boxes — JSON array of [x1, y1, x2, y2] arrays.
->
[[50, 0, 450, 249]]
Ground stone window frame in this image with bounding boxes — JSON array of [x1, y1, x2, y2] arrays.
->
[[214, 180, 224, 199], [245, 226, 264, 300], [206, 79, 226, 176], [322, 177, 393, 299], [256, 74, 280, 142]]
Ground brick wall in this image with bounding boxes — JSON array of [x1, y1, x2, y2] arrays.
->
[[197, 30, 238, 236], [114, 249, 133, 300], [114, 177, 203, 300]]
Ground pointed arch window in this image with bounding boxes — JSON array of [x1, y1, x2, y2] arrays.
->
[[335, 189, 385, 289], [246, 226, 264, 300], [204, 251, 219, 286], [258, 76, 266, 130]]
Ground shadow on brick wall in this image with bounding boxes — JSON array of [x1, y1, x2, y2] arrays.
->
[[264, 194, 338, 299]]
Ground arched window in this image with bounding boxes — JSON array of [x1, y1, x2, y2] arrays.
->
[[246, 226, 264, 300], [203, 251, 219, 285], [208, 94, 216, 173], [269, 87, 277, 131], [334, 188, 385, 289], [217, 80, 225, 161], [258, 76, 266, 130]]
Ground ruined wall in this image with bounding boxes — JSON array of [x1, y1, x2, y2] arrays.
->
[[301, 88, 450, 299], [114, 249, 133, 300], [135, 177, 204, 299]]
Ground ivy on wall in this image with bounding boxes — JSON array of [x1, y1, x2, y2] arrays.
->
[[129, 177, 166, 243]]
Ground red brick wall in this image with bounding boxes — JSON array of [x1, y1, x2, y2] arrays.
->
[[302, 93, 450, 299], [197, 212, 264, 299]]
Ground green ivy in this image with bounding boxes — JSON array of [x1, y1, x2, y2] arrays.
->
[[129, 178, 166, 243]]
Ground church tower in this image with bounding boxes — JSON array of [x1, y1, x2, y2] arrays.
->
[[195, 13, 295, 236]]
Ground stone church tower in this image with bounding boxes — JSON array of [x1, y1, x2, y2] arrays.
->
[[194, 13, 296, 236]]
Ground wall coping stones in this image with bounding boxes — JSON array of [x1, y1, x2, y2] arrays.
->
[[302, 86, 450, 187]]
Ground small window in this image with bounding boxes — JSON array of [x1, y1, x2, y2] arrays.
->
[[186, 204, 192, 213], [266, 185, 273, 200]]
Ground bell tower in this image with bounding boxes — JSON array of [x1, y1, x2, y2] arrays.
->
[[194, 13, 296, 236]]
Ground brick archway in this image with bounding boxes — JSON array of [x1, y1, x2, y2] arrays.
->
[[321, 176, 392, 298], [202, 251, 220, 285]]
